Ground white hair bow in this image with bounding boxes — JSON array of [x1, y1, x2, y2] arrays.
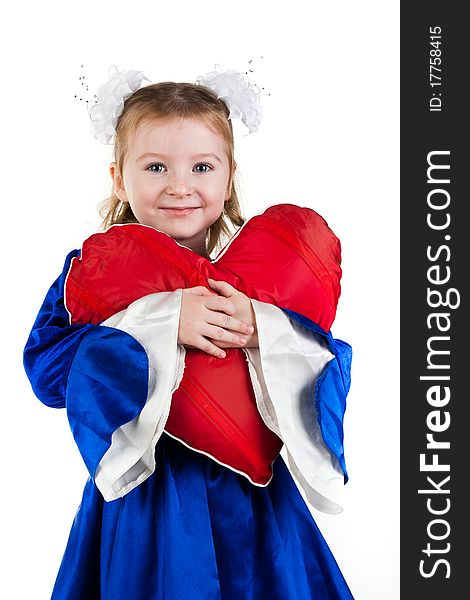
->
[[87, 64, 264, 144]]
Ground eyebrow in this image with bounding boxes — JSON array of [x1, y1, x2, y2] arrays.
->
[[137, 152, 222, 163]]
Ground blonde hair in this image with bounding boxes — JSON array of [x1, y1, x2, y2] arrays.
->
[[99, 82, 245, 254]]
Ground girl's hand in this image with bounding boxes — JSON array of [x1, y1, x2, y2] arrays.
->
[[207, 279, 259, 349], [178, 286, 255, 358]]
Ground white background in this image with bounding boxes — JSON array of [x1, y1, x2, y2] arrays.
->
[[1, 1, 399, 598]]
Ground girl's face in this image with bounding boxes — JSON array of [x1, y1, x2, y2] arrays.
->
[[110, 117, 233, 257]]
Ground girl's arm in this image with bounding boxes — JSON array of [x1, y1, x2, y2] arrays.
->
[[206, 278, 352, 514], [23, 250, 97, 409], [245, 301, 352, 514], [206, 277, 350, 478], [24, 250, 183, 501]]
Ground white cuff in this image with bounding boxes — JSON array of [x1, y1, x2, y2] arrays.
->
[[94, 290, 186, 501], [244, 299, 345, 514]]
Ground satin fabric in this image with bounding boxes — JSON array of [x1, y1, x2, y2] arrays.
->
[[23, 250, 154, 483], [67, 325, 150, 480], [63, 204, 346, 491], [24, 251, 355, 598], [24, 251, 351, 492], [66, 203, 342, 331], [283, 309, 352, 481], [51, 433, 354, 600]]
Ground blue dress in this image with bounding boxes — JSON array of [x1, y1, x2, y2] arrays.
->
[[24, 251, 354, 600]]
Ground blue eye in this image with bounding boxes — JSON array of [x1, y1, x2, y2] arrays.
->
[[194, 163, 213, 173], [146, 162, 213, 174], [147, 163, 165, 173]]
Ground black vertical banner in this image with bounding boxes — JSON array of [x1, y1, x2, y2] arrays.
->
[[401, 4, 467, 598]]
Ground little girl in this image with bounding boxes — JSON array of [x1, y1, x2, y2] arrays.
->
[[24, 66, 355, 599]]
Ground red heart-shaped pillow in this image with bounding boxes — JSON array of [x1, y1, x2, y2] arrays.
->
[[65, 203, 342, 485]]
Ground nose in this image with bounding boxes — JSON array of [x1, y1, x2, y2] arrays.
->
[[166, 172, 193, 197]]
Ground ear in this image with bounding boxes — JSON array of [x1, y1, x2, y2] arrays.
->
[[109, 162, 128, 202]]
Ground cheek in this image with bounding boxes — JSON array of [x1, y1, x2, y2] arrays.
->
[[129, 179, 159, 205], [209, 172, 231, 199]]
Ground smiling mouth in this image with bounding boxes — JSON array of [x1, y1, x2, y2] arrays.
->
[[160, 207, 200, 216]]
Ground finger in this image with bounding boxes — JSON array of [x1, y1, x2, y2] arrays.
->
[[194, 336, 227, 358], [207, 279, 237, 297], [203, 324, 248, 347], [206, 310, 254, 335], [204, 296, 236, 315], [184, 285, 216, 296]]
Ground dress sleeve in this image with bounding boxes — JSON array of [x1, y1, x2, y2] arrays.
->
[[243, 300, 352, 515], [23, 250, 185, 502]]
